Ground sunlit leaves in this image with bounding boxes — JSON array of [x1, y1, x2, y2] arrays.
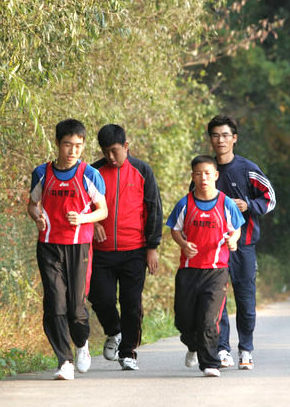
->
[[182, 0, 284, 69]]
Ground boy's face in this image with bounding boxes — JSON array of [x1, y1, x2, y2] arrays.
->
[[102, 142, 129, 168], [191, 162, 219, 194], [56, 134, 85, 168], [209, 124, 237, 157]]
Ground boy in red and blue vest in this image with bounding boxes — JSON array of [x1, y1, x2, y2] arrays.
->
[[28, 119, 108, 380], [166, 155, 245, 377]]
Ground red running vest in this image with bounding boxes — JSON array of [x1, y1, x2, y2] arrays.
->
[[38, 161, 94, 244], [180, 191, 229, 269]]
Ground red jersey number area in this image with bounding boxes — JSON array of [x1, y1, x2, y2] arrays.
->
[[181, 192, 229, 269], [39, 161, 94, 244]]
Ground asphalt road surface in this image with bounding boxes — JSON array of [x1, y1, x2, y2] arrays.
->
[[1, 299, 290, 407]]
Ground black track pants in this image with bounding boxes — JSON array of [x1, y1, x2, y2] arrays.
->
[[174, 267, 228, 371], [88, 248, 146, 359], [37, 242, 90, 367]]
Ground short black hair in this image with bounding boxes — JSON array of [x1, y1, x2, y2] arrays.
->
[[191, 155, 217, 171], [55, 119, 86, 142], [207, 115, 238, 136], [98, 124, 126, 148]]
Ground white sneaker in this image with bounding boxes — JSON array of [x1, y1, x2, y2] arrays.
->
[[185, 351, 198, 367], [203, 368, 220, 377], [119, 357, 139, 370], [218, 350, 234, 368], [54, 361, 74, 380], [238, 350, 254, 370], [103, 333, 121, 361], [76, 340, 91, 373]]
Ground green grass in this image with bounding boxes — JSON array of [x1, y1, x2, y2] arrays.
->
[[0, 310, 177, 379], [142, 309, 178, 344], [0, 348, 56, 380]]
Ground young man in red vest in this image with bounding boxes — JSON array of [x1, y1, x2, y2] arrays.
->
[[28, 119, 108, 380], [166, 155, 244, 377]]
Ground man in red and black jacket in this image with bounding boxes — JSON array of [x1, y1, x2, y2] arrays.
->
[[88, 124, 163, 370]]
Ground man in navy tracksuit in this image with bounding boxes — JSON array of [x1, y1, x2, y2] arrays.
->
[[207, 115, 276, 370], [88, 124, 162, 371]]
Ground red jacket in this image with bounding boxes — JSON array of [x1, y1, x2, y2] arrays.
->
[[92, 155, 162, 251]]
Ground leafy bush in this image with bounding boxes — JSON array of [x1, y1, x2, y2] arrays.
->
[[256, 253, 288, 300], [0, 348, 56, 379]]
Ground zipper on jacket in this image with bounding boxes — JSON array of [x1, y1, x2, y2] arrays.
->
[[114, 167, 120, 250]]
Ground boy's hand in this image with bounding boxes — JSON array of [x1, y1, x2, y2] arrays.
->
[[146, 248, 158, 275], [94, 223, 107, 242], [66, 211, 83, 225], [233, 198, 248, 213], [225, 235, 238, 251], [35, 214, 46, 231], [182, 241, 198, 258]]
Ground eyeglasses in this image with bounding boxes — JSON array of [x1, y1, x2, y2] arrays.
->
[[192, 171, 215, 178], [210, 133, 233, 140]]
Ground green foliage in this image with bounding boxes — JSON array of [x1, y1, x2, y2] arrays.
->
[[0, 348, 56, 379], [0, 0, 121, 143], [142, 310, 178, 344], [0, 211, 40, 309], [256, 253, 289, 296], [0, 0, 219, 210]]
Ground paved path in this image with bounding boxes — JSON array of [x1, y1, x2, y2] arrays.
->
[[1, 300, 290, 407]]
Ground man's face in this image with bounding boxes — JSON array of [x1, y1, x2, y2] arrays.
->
[[209, 124, 237, 157], [102, 142, 129, 168], [56, 134, 85, 168], [191, 162, 219, 194]]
